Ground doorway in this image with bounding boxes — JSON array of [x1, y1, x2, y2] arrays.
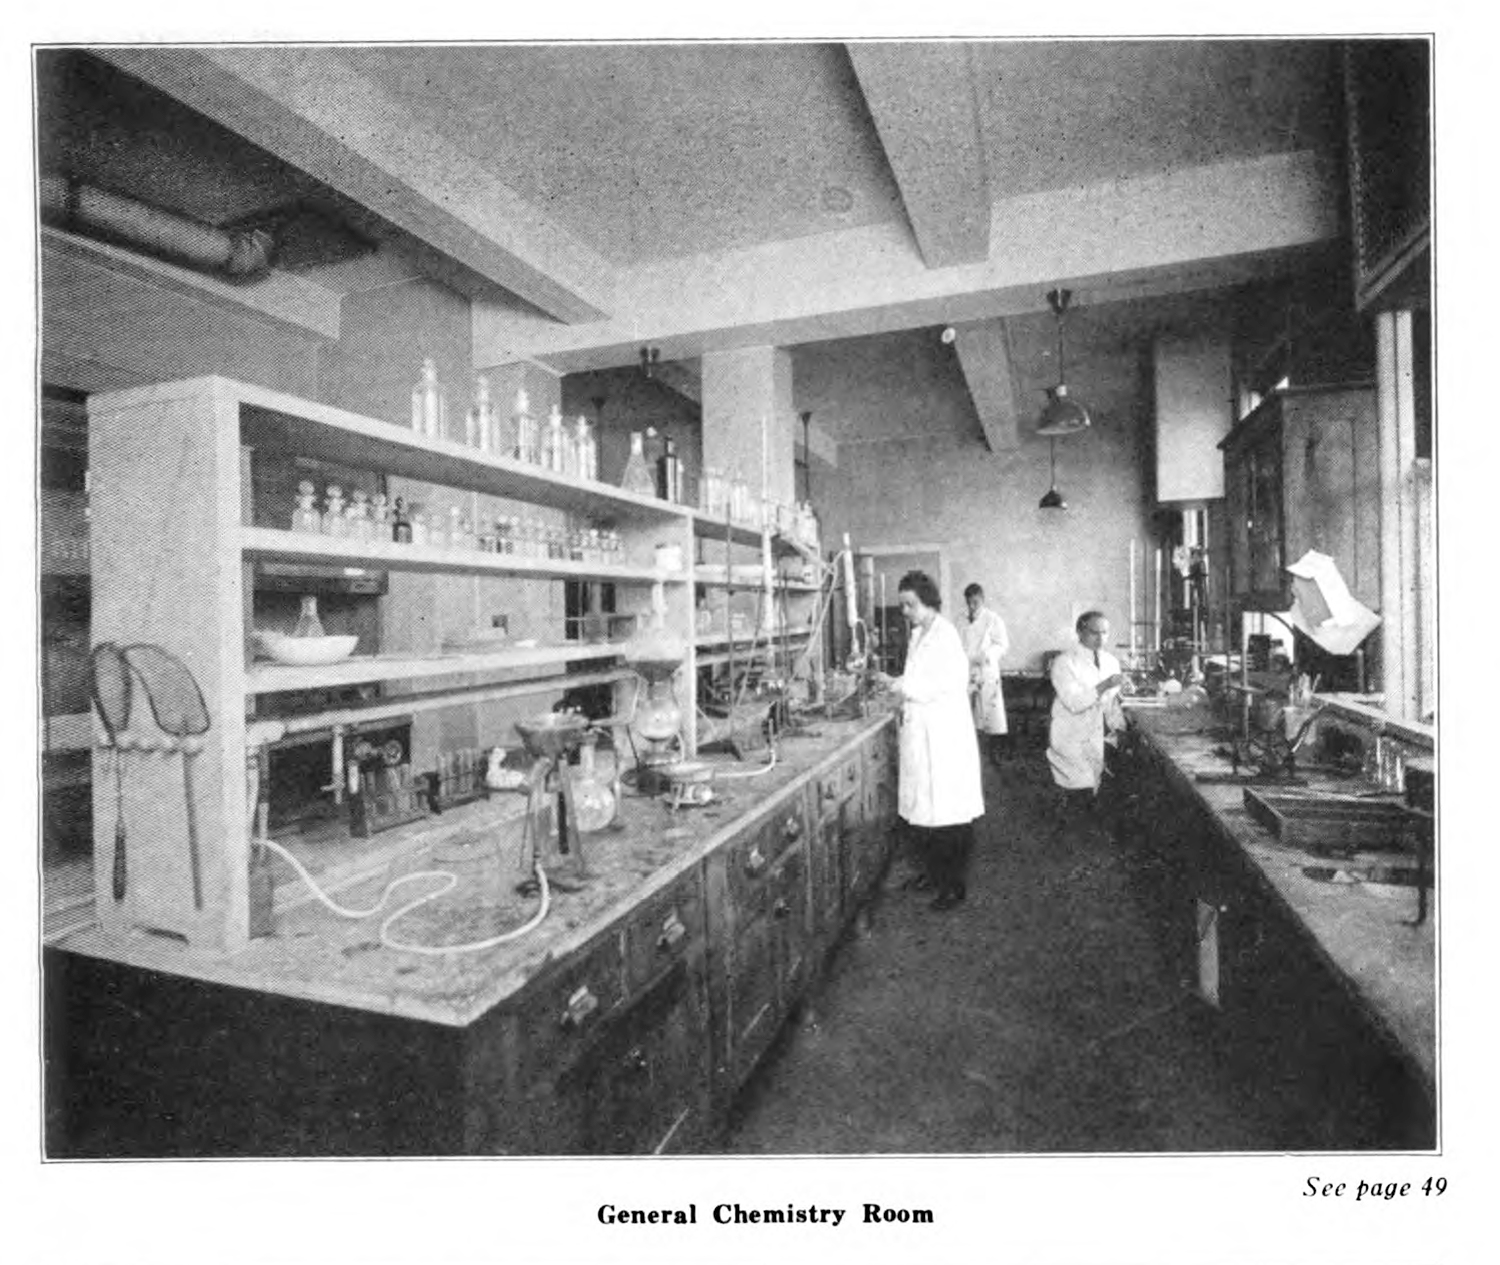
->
[[857, 545, 947, 675]]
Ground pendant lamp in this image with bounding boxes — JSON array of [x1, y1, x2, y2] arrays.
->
[[1035, 288, 1092, 437], [1039, 437, 1067, 510]]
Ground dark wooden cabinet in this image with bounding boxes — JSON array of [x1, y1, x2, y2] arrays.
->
[[47, 719, 897, 1157], [1220, 384, 1377, 612]]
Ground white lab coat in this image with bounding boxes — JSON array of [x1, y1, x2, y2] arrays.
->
[[895, 614, 985, 827], [1047, 642, 1125, 791], [962, 606, 1010, 735]]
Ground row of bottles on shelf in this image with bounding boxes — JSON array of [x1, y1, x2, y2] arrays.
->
[[410, 361, 600, 481], [407, 360, 820, 551], [290, 482, 625, 563]]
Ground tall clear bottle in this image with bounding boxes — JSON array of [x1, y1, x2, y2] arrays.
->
[[467, 374, 494, 450], [575, 415, 598, 481], [513, 389, 538, 464], [543, 405, 567, 473], [411, 358, 446, 440], [620, 431, 655, 497]]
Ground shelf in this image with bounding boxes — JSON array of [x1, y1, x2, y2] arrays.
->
[[117, 376, 692, 525], [695, 629, 811, 649], [241, 526, 677, 584], [246, 641, 627, 696], [696, 567, 820, 593]]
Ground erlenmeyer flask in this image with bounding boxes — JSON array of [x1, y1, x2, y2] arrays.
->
[[620, 431, 655, 497], [293, 595, 326, 639]]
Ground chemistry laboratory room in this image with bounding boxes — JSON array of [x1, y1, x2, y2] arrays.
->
[[35, 36, 1438, 1161]]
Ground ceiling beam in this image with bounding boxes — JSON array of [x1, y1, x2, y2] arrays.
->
[[653, 360, 701, 406], [98, 48, 617, 326], [477, 150, 1341, 373], [847, 42, 990, 268], [952, 318, 1025, 451]]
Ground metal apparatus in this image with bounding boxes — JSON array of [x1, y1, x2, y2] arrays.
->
[[513, 711, 597, 889]]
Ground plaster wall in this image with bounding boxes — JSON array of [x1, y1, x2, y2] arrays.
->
[[822, 421, 1153, 671]]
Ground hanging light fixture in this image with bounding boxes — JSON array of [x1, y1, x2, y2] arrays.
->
[[639, 346, 660, 379], [1038, 437, 1067, 510], [1035, 288, 1092, 437]]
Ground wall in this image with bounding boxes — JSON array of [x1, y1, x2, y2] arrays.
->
[[561, 367, 703, 502], [821, 407, 1154, 671]]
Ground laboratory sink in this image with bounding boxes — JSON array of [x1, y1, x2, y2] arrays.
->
[[1243, 787, 1415, 855]]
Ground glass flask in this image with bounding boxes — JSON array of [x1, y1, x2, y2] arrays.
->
[[293, 594, 326, 639], [620, 431, 656, 497], [514, 389, 538, 464]]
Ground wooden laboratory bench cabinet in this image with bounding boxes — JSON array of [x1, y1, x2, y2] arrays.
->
[[1115, 719, 1434, 1149], [45, 716, 897, 1157]]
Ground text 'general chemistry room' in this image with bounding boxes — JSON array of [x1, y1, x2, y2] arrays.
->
[[35, 38, 1438, 1168]]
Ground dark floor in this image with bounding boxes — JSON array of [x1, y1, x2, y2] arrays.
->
[[721, 739, 1414, 1155]]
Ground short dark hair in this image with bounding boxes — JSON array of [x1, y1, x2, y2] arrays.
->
[[898, 570, 942, 611], [963, 583, 984, 600], [1076, 609, 1107, 636]]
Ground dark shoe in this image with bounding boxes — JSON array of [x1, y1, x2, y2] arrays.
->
[[930, 884, 966, 911]]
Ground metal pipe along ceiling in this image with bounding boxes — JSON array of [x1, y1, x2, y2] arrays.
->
[[39, 172, 275, 279]]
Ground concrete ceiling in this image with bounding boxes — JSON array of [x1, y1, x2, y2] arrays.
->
[[38, 41, 1351, 446]]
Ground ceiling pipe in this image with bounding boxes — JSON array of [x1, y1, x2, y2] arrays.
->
[[39, 171, 275, 280]]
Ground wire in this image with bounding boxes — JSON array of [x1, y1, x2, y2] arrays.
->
[[258, 836, 550, 953], [713, 748, 779, 779]]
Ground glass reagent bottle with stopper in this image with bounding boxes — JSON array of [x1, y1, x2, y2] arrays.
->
[[411, 358, 446, 440]]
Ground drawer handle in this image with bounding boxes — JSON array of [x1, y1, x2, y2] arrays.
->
[[782, 816, 802, 841], [772, 898, 791, 921], [560, 984, 599, 1030], [623, 1045, 649, 1074], [745, 845, 767, 876], [657, 912, 687, 952]]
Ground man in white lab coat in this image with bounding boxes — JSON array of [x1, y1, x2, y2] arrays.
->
[[1047, 611, 1125, 822]]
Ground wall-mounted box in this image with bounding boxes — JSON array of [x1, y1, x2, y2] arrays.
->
[[1154, 334, 1233, 503]]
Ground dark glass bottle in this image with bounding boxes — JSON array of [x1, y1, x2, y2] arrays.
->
[[656, 437, 682, 503], [391, 496, 413, 543]]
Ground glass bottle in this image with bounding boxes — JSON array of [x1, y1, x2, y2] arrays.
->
[[391, 496, 412, 544], [467, 375, 493, 450], [447, 505, 464, 552], [347, 489, 371, 542], [620, 431, 655, 497], [542, 406, 567, 473], [477, 517, 496, 553], [409, 504, 429, 546], [495, 515, 515, 556], [323, 485, 347, 537], [513, 389, 538, 464], [656, 437, 683, 503], [370, 493, 390, 542], [411, 358, 446, 440], [293, 594, 325, 639], [292, 480, 321, 533], [575, 415, 597, 481]]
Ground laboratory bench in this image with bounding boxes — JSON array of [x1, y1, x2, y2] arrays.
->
[[1119, 703, 1435, 1149], [44, 713, 896, 1157]]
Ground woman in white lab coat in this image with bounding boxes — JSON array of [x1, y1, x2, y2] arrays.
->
[[962, 583, 1010, 766], [878, 571, 985, 910]]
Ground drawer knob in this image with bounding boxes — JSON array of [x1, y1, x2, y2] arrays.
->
[[560, 984, 599, 1030], [657, 912, 687, 951], [772, 898, 791, 921], [745, 845, 767, 876], [822, 785, 837, 800], [782, 816, 802, 840], [624, 1045, 649, 1074]]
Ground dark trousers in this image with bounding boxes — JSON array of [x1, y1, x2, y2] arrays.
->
[[910, 821, 975, 895]]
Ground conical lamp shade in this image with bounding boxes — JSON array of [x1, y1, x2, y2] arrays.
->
[[1039, 485, 1067, 510], [1036, 383, 1092, 437]]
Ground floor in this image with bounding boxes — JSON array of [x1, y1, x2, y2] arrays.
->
[[721, 739, 1380, 1155]]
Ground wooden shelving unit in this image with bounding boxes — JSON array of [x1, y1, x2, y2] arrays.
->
[[86, 375, 699, 953]]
